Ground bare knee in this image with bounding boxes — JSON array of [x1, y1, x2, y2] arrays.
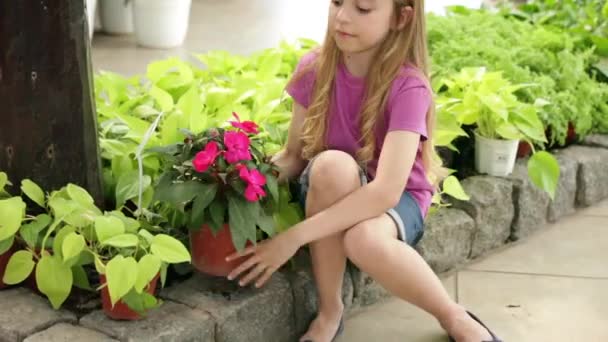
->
[[308, 150, 361, 195], [343, 221, 378, 263]]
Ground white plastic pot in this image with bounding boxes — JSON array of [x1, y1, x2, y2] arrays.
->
[[100, 0, 134, 34], [86, 0, 98, 39], [133, 0, 192, 49], [474, 132, 519, 177]]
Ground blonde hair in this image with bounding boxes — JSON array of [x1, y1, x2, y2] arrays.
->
[[291, 0, 446, 186]]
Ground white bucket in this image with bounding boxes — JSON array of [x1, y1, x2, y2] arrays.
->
[[86, 0, 97, 39], [133, 0, 192, 49], [100, 0, 134, 34], [474, 132, 519, 177]]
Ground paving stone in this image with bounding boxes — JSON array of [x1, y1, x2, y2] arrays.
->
[[23, 323, 117, 342], [508, 159, 550, 240], [0, 288, 76, 342], [416, 208, 476, 272], [559, 146, 608, 207], [161, 272, 295, 342], [80, 301, 214, 342], [450, 176, 514, 258]]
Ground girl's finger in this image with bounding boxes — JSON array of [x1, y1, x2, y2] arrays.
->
[[239, 263, 267, 287], [226, 245, 256, 262], [255, 266, 276, 288], [227, 255, 259, 280]]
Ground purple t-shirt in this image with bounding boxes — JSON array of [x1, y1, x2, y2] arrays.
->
[[287, 52, 434, 217]]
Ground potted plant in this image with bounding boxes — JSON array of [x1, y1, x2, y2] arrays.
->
[[132, 0, 192, 48], [100, 0, 134, 35], [437, 67, 560, 199], [0, 173, 26, 289], [153, 112, 281, 277], [438, 67, 548, 176], [89, 212, 191, 320]]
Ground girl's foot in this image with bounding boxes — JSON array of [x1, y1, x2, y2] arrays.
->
[[299, 306, 344, 342], [440, 305, 494, 342]]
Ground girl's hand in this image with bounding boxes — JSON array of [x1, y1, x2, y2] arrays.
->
[[226, 231, 300, 288]]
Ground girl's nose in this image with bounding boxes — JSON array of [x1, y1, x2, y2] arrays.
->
[[335, 7, 350, 24]]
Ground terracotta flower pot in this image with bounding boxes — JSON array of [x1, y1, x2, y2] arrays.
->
[[517, 141, 532, 158], [100, 273, 159, 321], [190, 224, 249, 277], [0, 242, 16, 289]]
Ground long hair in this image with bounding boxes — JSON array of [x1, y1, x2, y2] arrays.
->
[[292, 0, 446, 186]]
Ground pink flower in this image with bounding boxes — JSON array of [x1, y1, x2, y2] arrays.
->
[[193, 141, 219, 173], [224, 131, 252, 164], [229, 112, 259, 134], [236, 165, 267, 202], [244, 184, 266, 202]]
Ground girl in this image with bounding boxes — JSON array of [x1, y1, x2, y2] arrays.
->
[[227, 1, 502, 341]]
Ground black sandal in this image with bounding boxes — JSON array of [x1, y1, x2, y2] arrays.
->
[[302, 316, 345, 342], [448, 311, 503, 342]]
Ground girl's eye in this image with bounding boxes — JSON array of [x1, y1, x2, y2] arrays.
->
[[357, 7, 372, 14], [331, 0, 342, 6]]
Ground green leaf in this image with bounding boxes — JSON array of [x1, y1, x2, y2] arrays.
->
[[177, 85, 203, 117], [105, 255, 138, 306], [495, 123, 522, 140], [134, 254, 161, 293], [102, 234, 139, 248], [53, 225, 76, 260], [67, 184, 95, 207], [95, 255, 106, 274], [153, 180, 210, 210], [150, 234, 191, 264], [441, 176, 470, 201], [527, 151, 560, 200], [116, 171, 151, 208], [209, 200, 226, 230], [0, 236, 14, 255], [150, 85, 174, 112], [36, 255, 73, 309], [257, 211, 276, 237], [265, 173, 279, 205], [19, 214, 51, 249], [0, 172, 9, 192], [62, 232, 85, 263], [21, 179, 46, 208], [227, 195, 257, 251], [0, 197, 26, 241], [3, 250, 35, 285], [94, 216, 126, 243], [72, 264, 92, 290], [138, 229, 155, 244], [121, 290, 160, 315], [189, 184, 218, 228]]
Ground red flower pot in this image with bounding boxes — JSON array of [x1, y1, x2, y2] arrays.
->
[[190, 224, 249, 277], [566, 122, 576, 144], [517, 141, 532, 158], [100, 273, 159, 321], [0, 242, 16, 289]]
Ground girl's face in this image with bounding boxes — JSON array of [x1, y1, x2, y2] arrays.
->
[[329, 0, 397, 54]]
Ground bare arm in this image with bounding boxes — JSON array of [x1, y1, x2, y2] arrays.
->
[[271, 101, 308, 183], [289, 131, 421, 245]]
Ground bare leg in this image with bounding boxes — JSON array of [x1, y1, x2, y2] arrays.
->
[[300, 150, 362, 342], [343, 215, 494, 342]]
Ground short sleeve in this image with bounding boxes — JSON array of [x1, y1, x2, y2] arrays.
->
[[286, 52, 318, 109], [386, 78, 432, 140]]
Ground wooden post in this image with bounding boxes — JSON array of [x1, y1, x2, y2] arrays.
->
[[0, 1, 104, 206]]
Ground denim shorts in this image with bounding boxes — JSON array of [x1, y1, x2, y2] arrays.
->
[[296, 158, 425, 247]]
